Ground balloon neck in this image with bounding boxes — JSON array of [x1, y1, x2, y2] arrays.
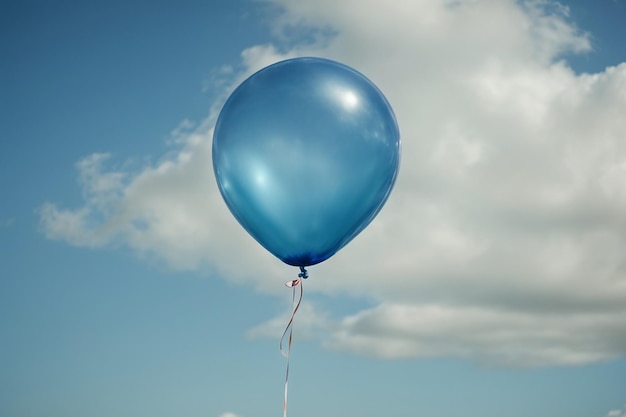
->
[[298, 266, 309, 279]]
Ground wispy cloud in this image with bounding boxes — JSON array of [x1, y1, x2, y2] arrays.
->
[[605, 405, 626, 417], [218, 412, 244, 417], [40, 0, 626, 366]]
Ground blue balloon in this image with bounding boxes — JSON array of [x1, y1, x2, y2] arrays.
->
[[213, 57, 400, 267]]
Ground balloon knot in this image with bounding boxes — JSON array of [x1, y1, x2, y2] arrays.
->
[[298, 266, 309, 279]]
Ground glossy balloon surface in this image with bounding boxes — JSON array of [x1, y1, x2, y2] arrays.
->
[[213, 57, 400, 266]]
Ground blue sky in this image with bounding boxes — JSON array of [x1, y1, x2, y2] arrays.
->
[[2, 1, 626, 417]]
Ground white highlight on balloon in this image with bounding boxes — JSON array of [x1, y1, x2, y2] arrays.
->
[[341, 90, 359, 109]]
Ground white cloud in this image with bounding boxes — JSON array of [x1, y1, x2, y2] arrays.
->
[[218, 413, 243, 417], [328, 303, 626, 366], [40, 131, 282, 286], [40, 0, 626, 366], [247, 300, 330, 342], [605, 406, 626, 417]]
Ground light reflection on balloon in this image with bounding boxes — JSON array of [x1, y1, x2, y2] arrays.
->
[[341, 90, 359, 109], [213, 57, 400, 267]]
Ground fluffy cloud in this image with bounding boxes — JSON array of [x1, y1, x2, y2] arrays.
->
[[329, 303, 626, 367], [40, 0, 626, 366]]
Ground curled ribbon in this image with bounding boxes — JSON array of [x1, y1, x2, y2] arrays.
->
[[280, 267, 307, 417]]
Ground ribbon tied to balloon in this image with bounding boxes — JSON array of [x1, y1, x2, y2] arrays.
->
[[212, 57, 400, 416]]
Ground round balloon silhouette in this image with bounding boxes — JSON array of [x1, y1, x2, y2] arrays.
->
[[213, 57, 400, 267]]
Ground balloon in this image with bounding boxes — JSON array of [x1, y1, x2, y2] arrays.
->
[[213, 57, 400, 267]]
